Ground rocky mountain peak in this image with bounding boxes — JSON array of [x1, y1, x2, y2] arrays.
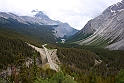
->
[[102, 0, 124, 14]]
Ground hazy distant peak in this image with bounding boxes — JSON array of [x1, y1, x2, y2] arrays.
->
[[31, 9, 49, 19], [31, 9, 39, 13]]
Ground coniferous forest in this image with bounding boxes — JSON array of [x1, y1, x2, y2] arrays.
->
[[0, 34, 124, 83], [0, 24, 124, 83], [1, 0, 124, 82], [57, 47, 124, 83]]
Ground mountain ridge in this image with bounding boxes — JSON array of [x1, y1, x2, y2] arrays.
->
[[72, 0, 124, 50], [0, 10, 78, 39]]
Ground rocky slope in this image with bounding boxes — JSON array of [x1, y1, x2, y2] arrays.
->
[[75, 0, 124, 50]]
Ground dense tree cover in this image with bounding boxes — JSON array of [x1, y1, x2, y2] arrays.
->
[[34, 71, 77, 83], [67, 33, 93, 42], [0, 36, 43, 83], [56, 46, 124, 83], [0, 36, 58, 83], [61, 65, 116, 83], [57, 48, 100, 70], [116, 69, 124, 83], [0, 37, 56, 83], [0, 37, 124, 83], [17, 60, 56, 83], [0, 28, 44, 47], [0, 36, 37, 69], [0, 17, 58, 44], [0, 23, 124, 83], [13, 63, 56, 83], [50, 43, 124, 74]]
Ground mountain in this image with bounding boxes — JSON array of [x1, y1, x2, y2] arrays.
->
[[0, 17, 57, 43], [53, 22, 78, 38], [0, 10, 78, 42], [72, 0, 124, 50], [22, 10, 78, 38]]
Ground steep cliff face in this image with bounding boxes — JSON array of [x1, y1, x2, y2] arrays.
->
[[75, 0, 124, 50], [53, 23, 77, 38]]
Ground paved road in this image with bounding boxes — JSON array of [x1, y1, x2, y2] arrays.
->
[[42, 44, 57, 71], [28, 43, 58, 71], [27, 43, 46, 60]]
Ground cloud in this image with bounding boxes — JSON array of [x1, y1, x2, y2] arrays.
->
[[0, 0, 122, 30]]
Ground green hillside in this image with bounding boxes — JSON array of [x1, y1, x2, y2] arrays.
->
[[67, 32, 93, 43], [0, 36, 37, 69]]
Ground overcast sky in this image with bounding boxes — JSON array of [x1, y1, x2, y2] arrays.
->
[[0, 0, 122, 30]]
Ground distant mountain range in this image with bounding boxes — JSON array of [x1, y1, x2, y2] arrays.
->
[[70, 0, 124, 50], [0, 10, 78, 43]]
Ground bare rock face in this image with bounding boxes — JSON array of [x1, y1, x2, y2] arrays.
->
[[53, 23, 78, 38], [76, 0, 124, 50], [78, 20, 94, 35]]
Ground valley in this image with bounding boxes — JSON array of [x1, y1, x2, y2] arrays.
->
[[0, 0, 124, 83], [0, 34, 124, 83]]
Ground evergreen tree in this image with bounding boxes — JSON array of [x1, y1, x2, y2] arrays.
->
[[116, 69, 124, 83], [33, 51, 38, 80]]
